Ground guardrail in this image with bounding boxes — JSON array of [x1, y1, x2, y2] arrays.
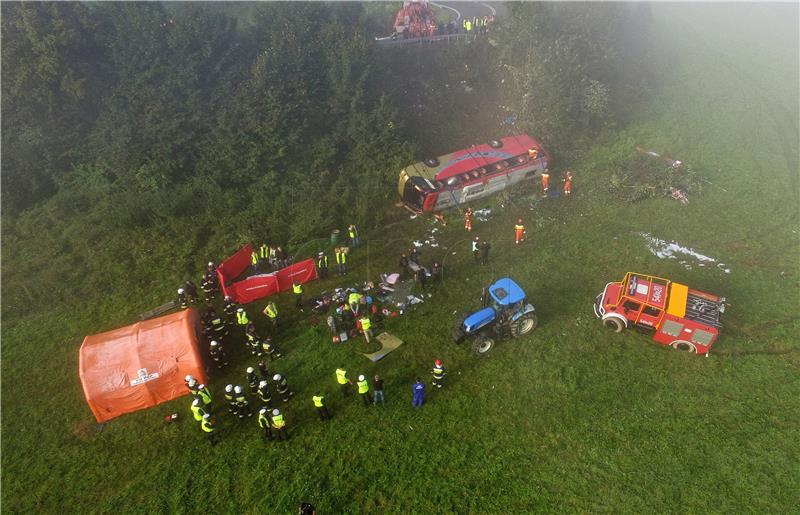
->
[[375, 32, 478, 48]]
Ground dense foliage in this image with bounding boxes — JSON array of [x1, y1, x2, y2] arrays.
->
[[1, 2, 653, 319]]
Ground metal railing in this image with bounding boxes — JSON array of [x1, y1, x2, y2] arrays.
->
[[375, 32, 478, 48]]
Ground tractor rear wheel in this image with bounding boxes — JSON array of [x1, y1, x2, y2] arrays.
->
[[510, 314, 538, 337], [602, 317, 625, 333], [671, 340, 697, 353], [472, 335, 495, 356]]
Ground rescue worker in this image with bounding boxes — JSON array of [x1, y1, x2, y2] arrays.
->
[[415, 267, 427, 290], [259, 242, 270, 262], [263, 301, 278, 328], [271, 408, 289, 441], [348, 224, 360, 247], [257, 408, 274, 442], [177, 288, 188, 309], [472, 236, 480, 262], [223, 295, 237, 318], [409, 247, 421, 265], [541, 169, 550, 196], [208, 340, 228, 370], [185, 374, 196, 392], [360, 315, 373, 344], [260, 336, 282, 360], [316, 252, 329, 279], [234, 385, 253, 419], [246, 367, 258, 394], [224, 384, 236, 414], [357, 374, 372, 406], [196, 383, 212, 407], [186, 377, 199, 396], [190, 398, 207, 424], [482, 15, 489, 33], [245, 322, 260, 356], [273, 373, 293, 403], [258, 361, 271, 380], [348, 290, 363, 315], [563, 170, 573, 196], [313, 392, 331, 421], [430, 261, 442, 283], [275, 246, 288, 269], [335, 247, 347, 276], [184, 280, 199, 303], [412, 377, 426, 408], [399, 253, 409, 278], [201, 413, 218, 446], [256, 380, 272, 408], [472, 16, 478, 33], [251, 247, 261, 272], [432, 359, 446, 388], [528, 147, 539, 160], [205, 306, 228, 340], [464, 207, 473, 232], [480, 240, 491, 265], [336, 367, 352, 397], [465, 18, 472, 33], [293, 282, 304, 312], [236, 307, 249, 327], [514, 219, 526, 245]]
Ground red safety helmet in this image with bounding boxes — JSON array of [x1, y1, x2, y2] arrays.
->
[[435, 359, 442, 366]]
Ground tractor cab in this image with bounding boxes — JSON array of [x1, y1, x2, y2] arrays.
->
[[487, 278, 526, 317]]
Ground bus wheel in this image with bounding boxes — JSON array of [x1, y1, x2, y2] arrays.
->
[[671, 340, 697, 353], [602, 317, 624, 333], [424, 157, 440, 167], [488, 140, 503, 148]]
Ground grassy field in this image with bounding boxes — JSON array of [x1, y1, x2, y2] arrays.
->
[[2, 3, 798, 513]]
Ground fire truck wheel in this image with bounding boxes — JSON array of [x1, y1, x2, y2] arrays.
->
[[602, 316, 625, 333], [488, 139, 503, 148], [472, 335, 495, 356], [424, 157, 440, 167], [671, 340, 697, 353], [510, 314, 538, 337]]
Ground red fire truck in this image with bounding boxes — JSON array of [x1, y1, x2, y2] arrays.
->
[[593, 272, 726, 356], [398, 134, 549, 213]]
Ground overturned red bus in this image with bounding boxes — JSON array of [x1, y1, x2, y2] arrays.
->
[[398, 135, 550, 213]]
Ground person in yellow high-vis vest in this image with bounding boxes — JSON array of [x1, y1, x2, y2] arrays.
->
[[292, 282, 304, 311], [201, 413, 218, 446], [312, 392, 331, 421], [236, 307, 249, 326], [356, 375, 372, 407], [263, 301, 278, 328], [316, 252, 329, 279], [257, 408, 273, 442], [190, 398, 207, 423], [336, 367, 352, 397], [251, 248, 260, 271], [335, 247, 347, 276], [360, 315, 373, 344], [271, 408, 289, 441]]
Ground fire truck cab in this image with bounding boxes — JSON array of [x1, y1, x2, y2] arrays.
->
[[593, 272, 726, 355]]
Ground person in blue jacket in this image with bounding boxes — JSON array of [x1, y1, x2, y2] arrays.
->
[[412, 377, 426, 408]]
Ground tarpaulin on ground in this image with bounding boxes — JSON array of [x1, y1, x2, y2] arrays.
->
[[79, 309, 207, 423], [218, 243, 319, 304]]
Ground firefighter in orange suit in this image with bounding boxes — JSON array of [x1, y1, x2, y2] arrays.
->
[[541, 169, 550, 196], [464, 207, 472, 232], [514, 219, 525, 245], [564, 171, 573, 196]]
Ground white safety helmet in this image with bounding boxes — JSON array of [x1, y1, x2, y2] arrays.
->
[[198, 384, 206, 390], [185, 375, 194, 382], [246, 367, 255, 374], [188, 378, 197, 387], [225, 384, 233, 393], [178, 288, 185, 294], [210, 340, 218, 347], [259, 380, 268, 388], [259, 408, 267, 415], [203, 413, 210, 419], [358, 375, 365, 381], [272, 374, 282, 381], [237, 307, 244, 313], [272, 409, 280, 415], [208, 262, 214, 267], [192, 398, 200, 406], [234, 386, 242, 394], [224, 295, 231, 301]]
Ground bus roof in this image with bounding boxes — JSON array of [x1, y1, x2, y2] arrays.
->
[[403, 134, 543, 184]]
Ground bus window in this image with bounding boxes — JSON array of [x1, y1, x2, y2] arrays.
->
[[447, 176, 460, 186], [471, 170, 480, 178], [516, 155, 528, 164], [477, 168, 487, 175], [493, 162, 507, 171]]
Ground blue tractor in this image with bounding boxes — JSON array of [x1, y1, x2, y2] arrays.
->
[[452, 278, 539, 356]]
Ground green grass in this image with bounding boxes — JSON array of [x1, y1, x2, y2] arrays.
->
[[2, 3, 798, 513]]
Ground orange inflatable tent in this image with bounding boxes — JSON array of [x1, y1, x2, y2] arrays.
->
[[79, 309, 207, 423]]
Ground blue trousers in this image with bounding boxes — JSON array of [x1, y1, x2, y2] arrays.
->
[[412, 394, 424, 407]]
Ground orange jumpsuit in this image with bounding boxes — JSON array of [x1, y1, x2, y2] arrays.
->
[[541, 172, 550, 194], [514, 224, 525, 244], [564, 172, 573, 196], [464, 209, 472, 231]]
